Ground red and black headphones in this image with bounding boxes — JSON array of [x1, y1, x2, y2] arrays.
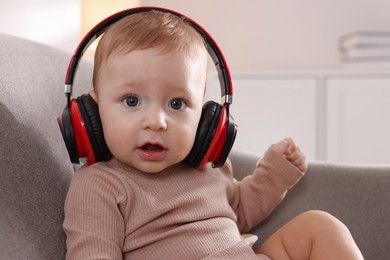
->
[[57, 6, 237, 169]]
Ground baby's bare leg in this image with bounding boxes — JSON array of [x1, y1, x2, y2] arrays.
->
[[256, 210, 363, 260]]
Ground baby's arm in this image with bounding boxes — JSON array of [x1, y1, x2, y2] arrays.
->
[[64, 166, 127, 259], [232, 138, 306, 233]]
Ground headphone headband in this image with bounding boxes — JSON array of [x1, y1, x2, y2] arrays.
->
[[64, 6, 233, 104]]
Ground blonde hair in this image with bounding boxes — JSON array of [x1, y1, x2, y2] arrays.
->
[[93, 10, 207, 88]]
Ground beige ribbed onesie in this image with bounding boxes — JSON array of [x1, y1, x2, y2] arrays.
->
[[64, 149, 303, 259]]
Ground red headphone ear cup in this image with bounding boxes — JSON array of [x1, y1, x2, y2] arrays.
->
[[196, 105, 237, 169], [57, 102, 80, 164], [77, 94, 111, 162], [184, 101, 222, 168], [212, 113, 237, 167]]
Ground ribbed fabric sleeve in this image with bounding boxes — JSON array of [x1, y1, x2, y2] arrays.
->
[[63, 148, 303, 259], [64, 164, 129, 259], [233, 149, 304, 233]]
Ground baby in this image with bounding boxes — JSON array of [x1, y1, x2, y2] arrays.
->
[[63, 8, 363, 259]]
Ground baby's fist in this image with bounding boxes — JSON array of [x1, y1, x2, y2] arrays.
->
[[271, 138, 307, 172]]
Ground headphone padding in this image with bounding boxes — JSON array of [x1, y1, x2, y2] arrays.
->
[[57, 105, 80, 164], [77, 94, 111, 162], [184, 101, 222, 167]]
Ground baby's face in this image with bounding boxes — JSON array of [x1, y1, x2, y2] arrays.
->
[[91, 47, 207, 173]]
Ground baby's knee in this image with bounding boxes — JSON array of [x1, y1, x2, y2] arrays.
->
[[298, 210, 343, 224], [296, 210, 350, 236]]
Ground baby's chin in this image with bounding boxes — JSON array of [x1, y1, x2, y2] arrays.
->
[[117, 157, 185, 174], [137, 163, 183, 174]]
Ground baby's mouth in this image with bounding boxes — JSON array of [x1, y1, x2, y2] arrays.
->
[[140, 143, 165, 152], [137, 143, 167, 160]]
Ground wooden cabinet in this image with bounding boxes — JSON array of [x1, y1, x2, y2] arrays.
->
[[326, 74, 390, 164], [208, 72, 390, 165], [229, 74, 317, 160]]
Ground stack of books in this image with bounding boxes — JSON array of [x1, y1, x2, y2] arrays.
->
[[339, 31, 390, 70]]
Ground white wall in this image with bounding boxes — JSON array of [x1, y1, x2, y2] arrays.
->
[[1, 0, 389, 70], [142, 0, 390, 71], [0, 0, 81, 54]]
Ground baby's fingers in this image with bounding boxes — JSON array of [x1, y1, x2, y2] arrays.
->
[[286, 146, 307, 172], [271, 139, 290, 156]]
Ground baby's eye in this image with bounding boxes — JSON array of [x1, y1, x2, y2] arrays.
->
[[122, 96, 140, 107], [169, 98, 185, 110]]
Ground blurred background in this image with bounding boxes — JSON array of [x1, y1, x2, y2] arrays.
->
[[1, 0, 390, 165]]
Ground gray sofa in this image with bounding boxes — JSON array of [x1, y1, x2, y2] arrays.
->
[[0, 32, 389, 260]]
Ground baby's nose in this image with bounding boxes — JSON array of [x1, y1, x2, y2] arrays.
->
[[142, 110, 168, 131]]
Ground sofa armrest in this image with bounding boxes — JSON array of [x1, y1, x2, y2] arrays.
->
[[0, 33, 93, 260], [229, 149, 390, 260]]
